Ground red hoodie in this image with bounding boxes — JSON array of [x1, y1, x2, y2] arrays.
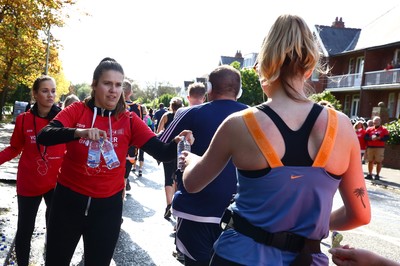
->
[[0, 111, 66, 196]]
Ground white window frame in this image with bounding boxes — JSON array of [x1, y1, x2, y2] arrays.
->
[[395, 49, 400, 65], [350, 94, 360, 118], [355, 57, 364, 73], [396, 93, 400, 119]]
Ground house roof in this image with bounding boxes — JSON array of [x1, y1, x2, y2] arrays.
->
[[314, 25, 361, 56], [219, 56, 244, 67], [315, 5, 400, 55]]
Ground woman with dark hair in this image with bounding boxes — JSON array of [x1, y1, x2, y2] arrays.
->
[[37, 57, 193, 265], [0, 75, 65, 266]]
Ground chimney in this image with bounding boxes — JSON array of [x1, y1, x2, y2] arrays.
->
[[332, 17, 345, 28], [235, 50, 242, 58]]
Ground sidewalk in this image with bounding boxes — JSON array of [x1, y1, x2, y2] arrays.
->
[[362, 163, 400, 190]]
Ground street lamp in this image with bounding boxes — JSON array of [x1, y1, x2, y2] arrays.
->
[[45, 25, 51, 75]]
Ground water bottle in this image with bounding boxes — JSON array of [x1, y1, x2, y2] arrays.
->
[[87, 140, 101, 168], [177, 136, 191, 171], [101, 138, 120, 169]]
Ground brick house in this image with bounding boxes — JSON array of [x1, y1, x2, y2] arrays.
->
[[217, 7, 400, 124], [312, 6, 400, 123]]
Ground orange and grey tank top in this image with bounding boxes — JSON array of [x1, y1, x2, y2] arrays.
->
[[230, 104, 341, 240]]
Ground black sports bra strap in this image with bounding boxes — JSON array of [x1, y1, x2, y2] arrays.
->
[[256, 103, 323, 135], [300, 104, 324, 134], [256, 103, 324, 166]]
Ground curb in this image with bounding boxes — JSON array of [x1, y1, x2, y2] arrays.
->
[[366, 179, 400, 190]]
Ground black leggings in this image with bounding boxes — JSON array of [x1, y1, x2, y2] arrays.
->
[[125, 146, 138, 178], [15, 189, 53, 266], [45, 183, 123, 266], [163, 159, 177, 186], [138, 149, 144, 162]]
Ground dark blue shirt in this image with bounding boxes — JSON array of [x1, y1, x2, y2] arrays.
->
[[159, 100, 248, 222]]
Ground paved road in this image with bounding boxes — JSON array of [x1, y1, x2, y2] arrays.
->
[[1, 156, 184, 266], [0, 123, 182, 265], [1, 122, 400, 265]]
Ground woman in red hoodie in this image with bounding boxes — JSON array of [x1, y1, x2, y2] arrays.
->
[[37, 58, 192, 266], [0, 75, 66, 266]]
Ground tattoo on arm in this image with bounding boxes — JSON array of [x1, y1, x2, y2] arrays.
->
[[353, 188, 366, 208]]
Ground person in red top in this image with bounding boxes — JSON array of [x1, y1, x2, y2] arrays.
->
[[0, 75, 65, 266], [353, 121, 367, 163], [364, 116, 390, 180], [37, 57, 193, 266]]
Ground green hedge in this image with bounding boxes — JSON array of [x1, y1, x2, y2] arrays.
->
[[385, 119, 400, 145]]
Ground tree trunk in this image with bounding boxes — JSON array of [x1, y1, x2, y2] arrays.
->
[[0, 89, 8, 121]]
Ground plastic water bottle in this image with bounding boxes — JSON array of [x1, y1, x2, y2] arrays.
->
[[177, 136, 191, 171], [101, 138, 120, 169], [87, 140, 101, 168]]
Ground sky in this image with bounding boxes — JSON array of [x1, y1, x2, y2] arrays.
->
[[53, 0, 400, 87]]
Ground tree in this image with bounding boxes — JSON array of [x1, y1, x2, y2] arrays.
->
[[7, 83, 31, 104], [231, 61, 241, 71], [308, 90, 342, 111], [0, 0, 76, 120], [157, 82, 180, 98], [74, 83, 91, 100], [53, 68, 70, 101], [135, 81, 157, 104], [240, 67, 265, 106], [159, 94, 176, 108], [227, 61, 265, 107]]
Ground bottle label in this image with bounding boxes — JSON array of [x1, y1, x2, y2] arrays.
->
[[101, 139, 120, 170], [87, 141, 101, 168], [177, 137, 191, 171]]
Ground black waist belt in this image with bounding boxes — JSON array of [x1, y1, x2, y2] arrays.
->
[[220, 209, 321, 254]]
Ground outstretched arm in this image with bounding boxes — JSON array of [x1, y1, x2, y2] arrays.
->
[[183, 117, 233, 193], [329, 246, 400, 266], [330, 117, 371, 230], [141, 130, 193, 162], [38, 120, 108, 146], [0, 114, 25, 164]]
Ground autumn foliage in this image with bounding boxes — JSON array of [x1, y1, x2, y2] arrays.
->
[[0, 0, 76, 120]]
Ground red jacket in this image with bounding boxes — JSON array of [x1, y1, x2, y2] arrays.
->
[[365, 125, 390, 148], [0, 111, 66, 196], [355, 128, 367, 150]]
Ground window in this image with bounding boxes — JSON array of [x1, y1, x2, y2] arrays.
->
[[350, 94, 360, 118], [348, 58, 354, 74], [388, 93, 395, 117], [395, 49, 400, 67], [311, 69, 319, 81], [344, 95, 351, 116], [396, 93, 400, 119], [355, 57, 364, 73]]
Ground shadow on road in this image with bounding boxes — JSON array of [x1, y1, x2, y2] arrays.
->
[[114, 229, 158, 266]]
